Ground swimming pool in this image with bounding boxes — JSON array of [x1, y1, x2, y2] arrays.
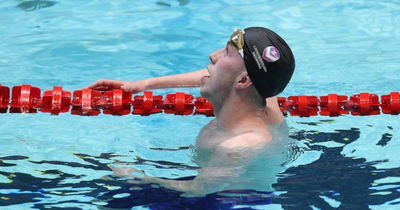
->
[[1, 0, 400, 209]]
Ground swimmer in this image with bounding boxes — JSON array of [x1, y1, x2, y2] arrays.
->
[[89, 27, 295, 197]]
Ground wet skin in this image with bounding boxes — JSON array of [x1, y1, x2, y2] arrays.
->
[[109, 44, 290, 197]]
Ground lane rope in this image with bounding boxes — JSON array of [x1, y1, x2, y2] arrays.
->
[[0, 84, 399, 117]]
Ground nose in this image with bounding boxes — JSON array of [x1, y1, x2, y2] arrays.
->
[[209, 48, 223, 64], [209, 52, 216, 64], [209, 47, 226, 65]]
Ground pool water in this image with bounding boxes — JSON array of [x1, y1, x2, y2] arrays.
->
[[1, 0, 400, 209]]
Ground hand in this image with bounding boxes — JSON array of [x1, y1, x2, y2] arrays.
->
[[87, 79, 148, 93], [109, 165, 153, 184]]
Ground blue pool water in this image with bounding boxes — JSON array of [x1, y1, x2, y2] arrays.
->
[[1, 0, 400, 209]]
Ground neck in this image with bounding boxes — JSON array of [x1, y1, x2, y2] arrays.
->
[[212, 93, 268, 133]]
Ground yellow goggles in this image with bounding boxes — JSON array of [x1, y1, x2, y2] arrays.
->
[[229, 28, 245, 58]]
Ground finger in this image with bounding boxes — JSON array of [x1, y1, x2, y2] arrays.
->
[[126, 179, 146, 184], [88, 79, 115, 89], [100, 175, 115, 181], [110, 166, 137, 177], [92, 85, 111, 91], [87, 81, 102, 89]]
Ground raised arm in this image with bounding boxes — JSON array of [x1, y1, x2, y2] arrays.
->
[[88, 69, 208, 93], [88, 68, 284, 123]]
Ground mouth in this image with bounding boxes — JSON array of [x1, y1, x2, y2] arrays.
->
[[201, 67, 210, 83], [201, 75, 210, 80], [206, 66, 211, 77]]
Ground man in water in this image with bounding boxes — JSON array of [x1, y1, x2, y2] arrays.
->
[[89, 27, 295, 197]]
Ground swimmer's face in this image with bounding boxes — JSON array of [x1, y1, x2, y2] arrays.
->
[[200, 42, 246, 103]]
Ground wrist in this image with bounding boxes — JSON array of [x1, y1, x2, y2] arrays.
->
[[142, 78, 151, 90]]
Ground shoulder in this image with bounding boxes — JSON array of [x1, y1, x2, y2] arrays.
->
[[201, 118, 217, 130], [219, 132, 271, 149], [212, 132, 271, 162]]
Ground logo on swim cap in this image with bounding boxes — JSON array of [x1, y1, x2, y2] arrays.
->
[[262, 46, 280, 62]]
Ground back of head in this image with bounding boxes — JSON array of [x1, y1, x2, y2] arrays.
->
[[238, 27, 295, 98]]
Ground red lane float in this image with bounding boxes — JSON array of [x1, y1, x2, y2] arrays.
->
[[319, 94, 349, 116], [381, 92, 400, 115], [194, 97, 214, 116], [162, 92, 194, 115], [132, 91, 163, 116], [277, 97, 291, 115], [0, 84, 399, 117], [10, 85, 41, 113], [0, 84, 10, 113], [350, 93, 380, 116], [71, 89, 102, 116], [102, 89, 132, 115], [41, 86, 71, 115], [287, 96, 319, 117]]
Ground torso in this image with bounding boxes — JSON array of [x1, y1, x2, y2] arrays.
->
[[191, 98, 289, 192], [195, 119, 232, 149], [192, 117, 291, 192], [194, 119, 233, 166]]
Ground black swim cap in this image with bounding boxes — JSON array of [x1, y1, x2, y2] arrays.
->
[[231, 27, 295, 98]]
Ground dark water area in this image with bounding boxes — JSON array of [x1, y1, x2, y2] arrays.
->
[[1, 125, 399, 210]]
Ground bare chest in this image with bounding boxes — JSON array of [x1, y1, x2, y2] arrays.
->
[[195, 121, 233, 149]]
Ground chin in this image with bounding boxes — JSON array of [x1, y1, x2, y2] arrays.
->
[[200, 87, 211, 100]]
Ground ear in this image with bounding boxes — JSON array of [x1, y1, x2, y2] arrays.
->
[[236, 72, 253, 89]]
